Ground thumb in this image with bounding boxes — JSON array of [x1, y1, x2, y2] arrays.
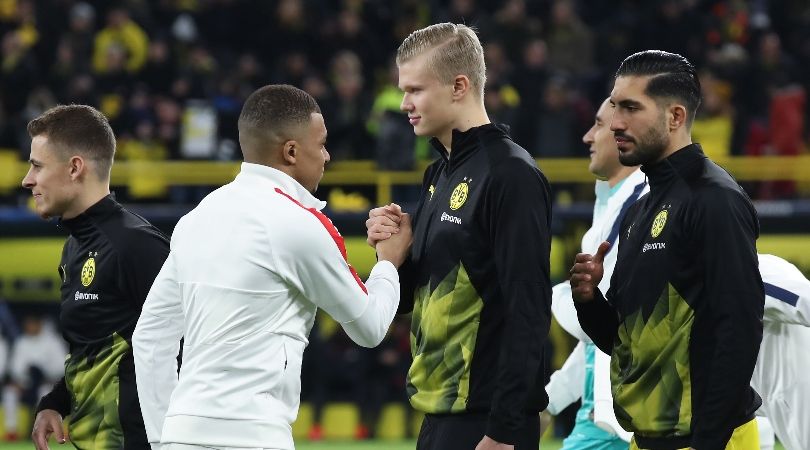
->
[[593, 241, 611, 264], [399, 213, 411, 228]]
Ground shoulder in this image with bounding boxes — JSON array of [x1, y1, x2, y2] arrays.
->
[[269, 190, 344, 254], [488, 150, 548, 190], [101, 208, 170, 262]]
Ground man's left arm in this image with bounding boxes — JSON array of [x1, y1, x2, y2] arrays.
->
[[484, 159, 552, 445], [690, 189, 763, 450]]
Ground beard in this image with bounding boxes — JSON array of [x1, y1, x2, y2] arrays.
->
[[617, 119, 670, 167]]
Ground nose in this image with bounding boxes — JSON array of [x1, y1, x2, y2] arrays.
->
[[582, 126, 596, 145], [400, 93, 411, 112], [610, 113, 626, 132], [21, 167, 35, 189], [322, 147, 331, 164]]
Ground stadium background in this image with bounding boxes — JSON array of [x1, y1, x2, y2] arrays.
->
[[0, 0, 806, 448]]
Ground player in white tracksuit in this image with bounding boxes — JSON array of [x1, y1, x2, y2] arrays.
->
[[545, 98, 646, 449], [751, 254, 810, 450]]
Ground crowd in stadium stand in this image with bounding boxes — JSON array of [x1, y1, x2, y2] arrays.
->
[[0, 0, 808, 190], [1, 0, 809, 440]]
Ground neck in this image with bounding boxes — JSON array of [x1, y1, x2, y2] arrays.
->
[[62, 182, 111, 219], [655, 131, 692, 163], [607, 166, 640, 188], [438, 99, 490, 151]]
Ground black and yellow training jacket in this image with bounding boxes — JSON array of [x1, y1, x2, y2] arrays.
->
[[576, 144, 764, 450], [36, 195, 169, 450], [398, 124, 552, 444]]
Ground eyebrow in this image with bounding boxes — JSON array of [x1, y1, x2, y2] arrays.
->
[[616, 99, 643, 108]]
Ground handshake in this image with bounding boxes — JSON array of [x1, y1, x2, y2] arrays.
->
[[365, 203, 413, 268]]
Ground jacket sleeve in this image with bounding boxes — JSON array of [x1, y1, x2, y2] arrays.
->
[[396, 256, 417, 314], [483, 158, 552, 444], [573, 288, 618, 355], [690, 188, 763, 450], [545, 341, 585, 415], [35, 377, 71, 417], [758, 254, 810, 326], [274, 210, 399, 348], [132, 252, 184, 448]]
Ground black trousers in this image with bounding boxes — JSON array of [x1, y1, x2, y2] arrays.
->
[[416, 412, 540, 450]]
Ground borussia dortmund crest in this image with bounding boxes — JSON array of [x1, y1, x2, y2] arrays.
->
[[449, 182, 469, 210], [651, 210, 668, 238], [81, 258, 96, 287]]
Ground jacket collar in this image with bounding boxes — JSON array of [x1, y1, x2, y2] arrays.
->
[[236, 162, 326, 211], [429, 123, 511, 170], [59, 194, 121, 237], [641, 143, 706, 191]]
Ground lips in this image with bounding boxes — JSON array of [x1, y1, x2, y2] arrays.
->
[[409, 116, 421, 126], [615, 135, 634, 150]]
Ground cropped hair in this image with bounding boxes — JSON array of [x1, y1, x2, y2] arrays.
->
[[396, 23, 486, 97], [616, 50, 702, 125], [27, 104, 116, 179], [238, 84, 322, 147]]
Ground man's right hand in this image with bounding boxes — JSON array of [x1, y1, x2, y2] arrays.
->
[[32, 409, 67, 450], [570, 241, 610, 303], [366, 203, 404, 247]]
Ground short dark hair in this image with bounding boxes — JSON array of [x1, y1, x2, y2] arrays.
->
[[27, 104, 116, 179], [616, 50, 702, 125], [238, 84, 321, 153]]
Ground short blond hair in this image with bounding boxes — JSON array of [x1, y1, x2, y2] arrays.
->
[[396, 23, 486, 97]]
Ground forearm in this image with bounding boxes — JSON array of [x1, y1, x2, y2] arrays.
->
[[488, 281, 550, 444], [35, 376, 71, 417], [574, 289, 618, 355], [341, 260, 400, 347]]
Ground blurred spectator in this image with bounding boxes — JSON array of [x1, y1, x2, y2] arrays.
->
[[513, 38, 551, 149], [369, 61, 417, 171], [533, 76, 585, 157], [546, 0, 595, 77], [3, 315, 66, 441], [692, 71, 735, 160], [92, 6, 149, 74], [326, 50, 373, 160]]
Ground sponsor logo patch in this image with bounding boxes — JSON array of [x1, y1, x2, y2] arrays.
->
[[440, 211, 462, 225]]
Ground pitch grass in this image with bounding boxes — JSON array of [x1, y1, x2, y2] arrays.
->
[[0, 439, 787, 450]]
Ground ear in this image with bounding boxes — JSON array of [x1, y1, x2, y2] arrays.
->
[[669, 104, 688, 131], [451, 74, 472, 100], [282, 140, 298, 165], [68, 156, 86, 181]]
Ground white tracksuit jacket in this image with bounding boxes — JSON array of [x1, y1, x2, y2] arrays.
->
[[547, 169, 648, 443], [751, 254, 810, 450], [132, 163, 400, 449]]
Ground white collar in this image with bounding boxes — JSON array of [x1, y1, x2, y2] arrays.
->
[[236, 162, 327, 210]]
